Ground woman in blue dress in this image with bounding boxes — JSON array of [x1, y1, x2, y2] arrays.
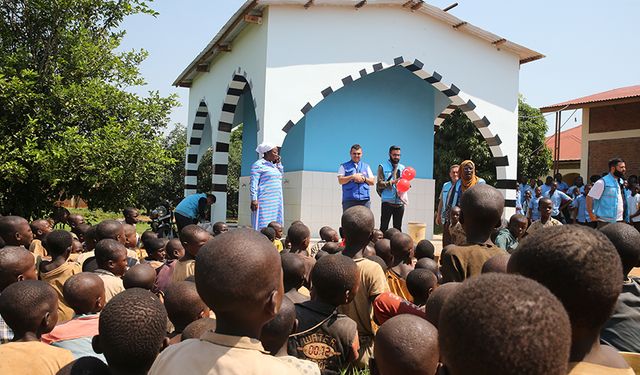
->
[[250, 143, 284, 230]]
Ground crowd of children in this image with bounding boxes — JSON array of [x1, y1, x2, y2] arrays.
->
[[0, 181, 639, 374]]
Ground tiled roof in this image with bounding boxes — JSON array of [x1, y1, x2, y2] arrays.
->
[[540, 85, 640, 112], [545, 125, 582, 161]]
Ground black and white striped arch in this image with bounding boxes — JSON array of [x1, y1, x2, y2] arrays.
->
[[184, 70, 256, 200], [280, 56, 517, 207]]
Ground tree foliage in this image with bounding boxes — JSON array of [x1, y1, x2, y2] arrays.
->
[[434, 97, 552, 198], [0, 0, 179, 218]]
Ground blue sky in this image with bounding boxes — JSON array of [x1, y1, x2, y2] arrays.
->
[[119, 1, 640, 134]]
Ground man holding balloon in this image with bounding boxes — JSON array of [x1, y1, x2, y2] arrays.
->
[[376, 145, 415, 231]]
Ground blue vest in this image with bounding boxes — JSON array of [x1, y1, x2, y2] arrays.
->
[[341, 160, 371, 202], [593, 174, 626, 223], [440, 181, 453, 222], [380, 160, 405, 204], [175, 193, 206, 219]]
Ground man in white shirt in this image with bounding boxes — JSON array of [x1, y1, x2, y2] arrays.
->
[[587, 158, 627, 228]]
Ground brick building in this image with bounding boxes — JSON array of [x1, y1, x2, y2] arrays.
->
[[541, 85, 640, 179]]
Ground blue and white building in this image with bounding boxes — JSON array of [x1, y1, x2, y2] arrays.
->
[[175, 0, 544, 238]]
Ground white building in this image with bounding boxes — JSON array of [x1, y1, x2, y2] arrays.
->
[[175, 0, 543, 237]]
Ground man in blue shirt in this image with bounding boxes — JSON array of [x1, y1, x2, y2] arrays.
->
[[436, 165, 459, 226], [555, 173, 570, 193], [543, 182, 573, 224], [174, 192, 216, 232], [540, 176, 554, 197], [571, 184, 596, 228], [528, 186, 543, 222], [337, 144, 375, 211], [568, 176, 585, 199]]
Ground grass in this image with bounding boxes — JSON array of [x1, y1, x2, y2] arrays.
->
[[67, 208, 152, 234]]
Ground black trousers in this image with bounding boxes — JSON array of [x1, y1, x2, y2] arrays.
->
[[380, 202, 405, 232], [174, 212, 197, 233]]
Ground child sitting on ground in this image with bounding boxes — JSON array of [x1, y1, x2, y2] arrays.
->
[[406, 268, 438, 307], [509, 225, 634, 374], [164, 281, 210, 344], [424, 282, 460, 328], [310, 226, 340, 258], [374, 314, 439, 375], [526, 197, 562, 235], [289, 254, 360, 374], [122, 263, 157, 291], [171, 224, 210, 283], [386, 232, 415, 302], [382, 227, 400, 240], [39, 230, 82, 324], [93, 288, 168, 374], [260, 298, 321, 374], [338, 206, 389, 368], [156, 238, 184, 292], [439, 273, 571, 375], [447, 206, 466, 245], [41, 272, 106, 361], [414, 239, 435, 260], [598, 223, 640, 354], [481, 253, 511, 274], [374, 238, 393, 269], [0, 246, 37, 343], [287, 223, 315, 287], [261, 227, 277, 244], [149, 229, 300, 374], [93, 239, 128, 302], [144, 238, 167, 270], [123, 224, 145, 260], [211, 221, 228, 236], [29, 219, 52, 258], [281, 252, 310, 304], [0, 280, 74, 374], [0, 215, 33, 249], [494, 214, 528, 253], [68, 238, 83, 263], [440, 184, 507, 282], [268, 221, 284, 251], [181, 317, 217, 341]]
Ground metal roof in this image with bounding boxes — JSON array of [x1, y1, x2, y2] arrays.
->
[[540, 85, 640, 113], [545, 125, 582, 161], [173, 0, 545, 87]]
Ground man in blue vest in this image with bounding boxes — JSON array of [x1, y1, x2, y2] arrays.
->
[[337, 144, 374, 212], [174, 192, 216, 232], [376, 145, 405, 231], [587, 158, 628, 228]]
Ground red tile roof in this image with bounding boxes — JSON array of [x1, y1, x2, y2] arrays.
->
[[540, 85, 640, 112], [545, 125, 582, 161]]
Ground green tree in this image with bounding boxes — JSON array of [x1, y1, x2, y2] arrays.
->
[[0, 0, 178, 218], [433, 97, 552, 199], [227, 125, 243, 219]]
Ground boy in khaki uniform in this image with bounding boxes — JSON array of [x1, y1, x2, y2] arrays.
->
[[149, 229, 300, 375], [171, 225, 210, 283], [39, 230, 82, 324], [29, 219, 52, 258], [93, 239, 128, 302]]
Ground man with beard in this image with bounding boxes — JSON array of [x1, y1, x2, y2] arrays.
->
[[587, 158, 629, 228], [377, 146, 406, 231]]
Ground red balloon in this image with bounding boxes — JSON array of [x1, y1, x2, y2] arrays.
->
[[402, 167, 416, 181], [396, 178, 411, 193]]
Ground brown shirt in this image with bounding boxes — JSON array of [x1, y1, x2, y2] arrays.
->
[[148, 331, 300, 375], [29, 239, 48, 258], [0, 341, 74, 375], [441, 243, 507, 283], [385, 269, 413, 302], [93, 269, 124, 303], [171, 259, 195, 283], [40, 261, 82, 324]]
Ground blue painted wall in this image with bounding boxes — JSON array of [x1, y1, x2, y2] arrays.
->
[[281, 66, 436, 179], [239, 90, 258, 177]]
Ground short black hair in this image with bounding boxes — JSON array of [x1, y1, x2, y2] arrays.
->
[[181, 317, 217, 341], [145, 238, 166, 255], [122, 207, 137, 217], [509, 225, 622, 333], [599, 223, 640, 277], [195, 229, 282, 314], [0, 280, 57, 334], [350, 144, 362, 151], [140, 230, 158, 249], [388, 145, 401, 153], [319, 226, 336, 241], [311, 254, 358, 305], [212, 221, 227, 235], [415, 258, 440, 281], [261, 227, 276, 242], [321, 241, 341, 255], [414, 239, 435, 260], [590, 174, 601, 183], [180, 224, 207, 245], [122, 264, 156, 290], [287, 223, 310, 248], [374, 314, 439, 375], [374, 238, 393, 266], [481, 254, 511, 274], [260, 297, 296, 355], [0, 246, 35, 291], [406, 269, 437, 302], [609, 157, 625, 169], [95, 220, 123, 242], [390, 232, 413, 259], [424, 282, 459, 328], [43, 230, 73, 257], [439, 273, 571, 375], [98, 289, 167, 373], [268, 221, 282, 230], [58, 356, 109, 375], [460, 184, 504, 233], [341, 206, 375, 250], [63, 272, 105, 315], [383, 227, 400, 240], [0, 216, 28, 245], [164, 281, 208, 332], [281, 252, 305, 291], [94, 239, 127, 268]]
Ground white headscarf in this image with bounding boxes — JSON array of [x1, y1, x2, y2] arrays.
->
[[256, 142, 277, 157]]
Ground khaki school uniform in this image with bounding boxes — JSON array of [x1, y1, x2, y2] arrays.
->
[[29, 239, 48, 258], [568, 361, 634, 375], [93, 269, 124, 302], [40, 262, 82, 324], [171, 259, 195, 283], [526, 217, 562, 235], [148, 331, 300, 375], [337, 257, 389, 367], [441, 243, 507, 283], [0, 341, 74, 375], [385, 269, 413, 302]]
